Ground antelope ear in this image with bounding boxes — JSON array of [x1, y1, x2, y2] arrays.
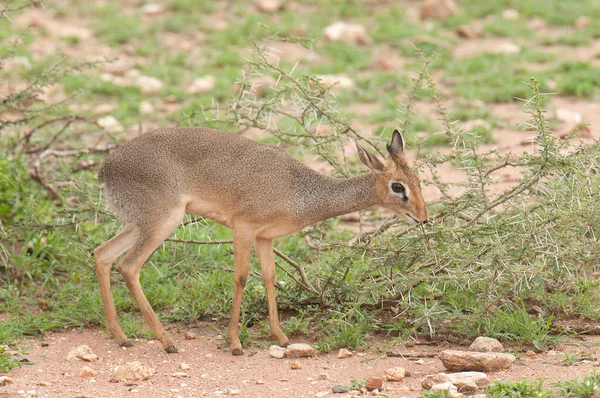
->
[[386, 129, 405, 158], [356, 141, 384, 172]]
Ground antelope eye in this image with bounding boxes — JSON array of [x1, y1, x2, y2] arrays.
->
[[391, 182, 406, 195]]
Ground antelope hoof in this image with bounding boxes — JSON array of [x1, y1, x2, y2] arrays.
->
[[231, 348, 244, 356], [120, 341, 134, 348], [165, 345, 179, 354]]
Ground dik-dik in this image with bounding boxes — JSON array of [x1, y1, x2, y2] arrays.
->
[[94, 127, 428, 355]]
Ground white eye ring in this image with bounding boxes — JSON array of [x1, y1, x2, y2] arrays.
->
[[390, 181, 409, 198]]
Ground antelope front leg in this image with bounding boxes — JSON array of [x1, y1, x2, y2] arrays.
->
[[255, 238, 289, 347], [228, 229, 254, 356]]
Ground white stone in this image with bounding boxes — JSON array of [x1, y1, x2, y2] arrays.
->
[[141, 3, 166, 15], [323, 22, 372, 45], [269, 345, 286, 359], [494, 43, 521, 54], [286, 343, 315, 358], [136, 75, 164, 94], [337, 348, 353, 358], [66, 345, 98, 362], [255, 0, 282, 12], [502, 9, 519, 20], [555, 108, 582, 125], [385, 367, 406, 381], [113, 361, 155, 381], [96, 116, 124, 133], [469, 336, 503, 352], [188, 76, 216, 94], [139, 101, 155, 115]]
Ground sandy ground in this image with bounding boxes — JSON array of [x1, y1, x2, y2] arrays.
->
[[2, 323, 599, 398]]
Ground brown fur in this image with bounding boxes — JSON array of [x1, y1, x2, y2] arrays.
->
[[94, 127, 428, 354]]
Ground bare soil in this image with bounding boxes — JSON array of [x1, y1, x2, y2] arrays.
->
[[2, 323, 600, 397]]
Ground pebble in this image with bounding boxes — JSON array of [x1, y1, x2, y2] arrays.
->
[[172, 372, 188, 378], [136, 75, 164, 94], [337, 348, 353, 358], [323, 21, 373, 45], [290, 360, 302, 370], [385, 367, 406, 382], [80, 366, 97, 377], [255, 0, 283, 12], [0, 376, 14, 385], [285, 343, 316, 358], [525, 350, 537, 357], [269, 345, 286, 359], [365, 377, 383, 392], [66, 345, 98, 362], [179, 363, 190, 370], [469, 337, 504, 353], [113, 361, 155, 381], [256, 380, 265, 385], [502, 9, 519, 20], [187, 76, 216, 95], [494, 43, 521, 54], [227, 389, 240, 395], [96, 116, 124, 133], [332, 385, 348, 393], [141, 3, 166, 15], [184, 331, 196, 340], [318, 373, 329, 380], [139, 101, 154, 115]]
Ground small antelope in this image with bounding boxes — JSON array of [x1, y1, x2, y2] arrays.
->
[[94, 127, 428, 355]]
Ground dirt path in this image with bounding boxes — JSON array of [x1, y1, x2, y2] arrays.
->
[[2, 324, 599, 397]]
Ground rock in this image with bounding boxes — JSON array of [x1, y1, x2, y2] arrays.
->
[[384, 367, 406, 381], [285, 343, 315, 358], [0, 376, 14, 386], [184, 331, 196, 340], [332, 385, 348, 393], [439, 350, 516, 372], [179, 363, 190, 370], [79, 366, 97, 377], [96, 116, 124, 133], [454, 379, 479, 393], [37, 381, 51, 386], [348, 390, 361, 396], [256, 380, 265, 385], [187, 76, 216, 95], [172, 372, 188, 378], [136, 75, 164, 94], [502, 9, 519, 20], [527, 17, 547, 30], [315, 74, 355, 90], [316, 392, 328, 398], [555, 108, 582, 125], [456, 25, 480, 39], [66, 345, 98, 362], [494, 43, 521, 54], [141, 3, 166, 15], [574, 16, 590, 29], [113, 361, 155, 381], [139, 101, 154, 115], [525, 350, 537, 357], [431, 382, 460, 397], [365, 377, 383, 392], [422, 371, 489, 390], [318, 373, 330, 380], [269, 345, 286, 359], [337, 348, 353, 358], [227, 389, 240, 395], [469, 337, 504, 352], [420, 0, 458, 20], [255, 0, 283, 12], [323, 22, 373, 45], [290, 360, 302, 370], [94, 103, 117, 114]]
